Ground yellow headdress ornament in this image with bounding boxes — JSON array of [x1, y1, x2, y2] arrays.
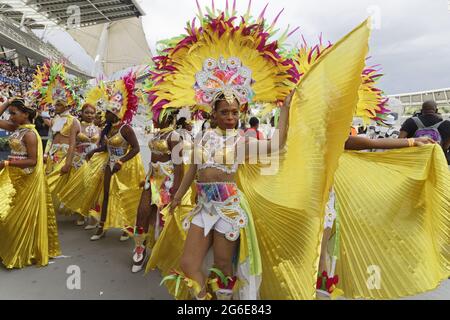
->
[[86, 82, 108, 113], [146, 0, 300, 123], [32, 62, 79, 110], [104, 72, 138, 124]]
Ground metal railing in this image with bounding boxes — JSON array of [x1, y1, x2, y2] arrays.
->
[[0, 14, 89, 77]]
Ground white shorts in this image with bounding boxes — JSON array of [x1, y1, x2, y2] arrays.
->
[[183, 182, 248, 242], [191, 208, 236, 238]]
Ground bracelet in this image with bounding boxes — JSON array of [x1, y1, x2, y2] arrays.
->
[[407, 138, 415, 147]]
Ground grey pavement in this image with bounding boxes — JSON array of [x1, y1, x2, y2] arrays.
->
[[0, 215, 172, 300]]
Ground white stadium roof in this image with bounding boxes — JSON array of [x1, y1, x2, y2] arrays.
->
[[1, 0, 145, 29], [0, 1, 151, 78]]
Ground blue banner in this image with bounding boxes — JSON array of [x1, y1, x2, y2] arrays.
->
[[0, 75, 20, 86]]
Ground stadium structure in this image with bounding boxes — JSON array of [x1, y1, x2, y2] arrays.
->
[[0, 0, 148, 78]]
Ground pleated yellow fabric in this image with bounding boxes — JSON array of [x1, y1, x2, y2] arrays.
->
[[57, 152, 108, 215], [0, 127, 61, 269], [56, 151, 145, 230], [334, 146, 450, 299], [236, 20, 371, 300], [104, 155, 145, 229], [45, 148, 75, 215], [0, 170, 15, 221], [147, 20, 371, 300], [146, 190, 196, 300]]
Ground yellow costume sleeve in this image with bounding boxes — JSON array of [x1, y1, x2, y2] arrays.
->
[[334, 146, 450, 299], [237, 19, 371, 300]]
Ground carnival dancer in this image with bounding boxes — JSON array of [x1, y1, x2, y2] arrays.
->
[[146, 1, 373, 300], [33, 63, 80, 213], [125, 112, 184, 273], [0, 95, 61, 269], [58, 74, 145, 241], [58, 84, 108, 228], [72, 103, 102, 226]]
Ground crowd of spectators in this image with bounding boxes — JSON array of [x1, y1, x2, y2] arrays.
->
[[0, 58, 37, 102]]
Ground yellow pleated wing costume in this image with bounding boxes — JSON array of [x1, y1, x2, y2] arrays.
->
[[291, 22, 450, 300], [0, 125, 61, 269], [334, 147, 450, 299]]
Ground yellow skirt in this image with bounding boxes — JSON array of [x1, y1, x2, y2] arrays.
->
[[57, 152, 145, 230], [0, 167, 61, 269], [46, 145, 74, 215], [57, 152, 107, 216]]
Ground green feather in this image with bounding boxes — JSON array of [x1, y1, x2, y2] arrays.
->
[[175, 275, 182, 297], [160, 274, 178, 286], [209, 268, 229, 287]]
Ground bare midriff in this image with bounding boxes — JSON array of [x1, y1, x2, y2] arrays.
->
[[151, 153, 172, 164], [53, 133, 70, 145], [197, 167, 236, 184]]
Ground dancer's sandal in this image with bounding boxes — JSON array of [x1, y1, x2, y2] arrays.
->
[[316, 271, 344, 300], [84, 223, 97, 231], [208, 268, 238, 300], [124, 226, 150, 273], [131, 246, 148, 273], [90, 222, 106, 241], [160, 271, 212, 300], [119, 232, 130, 242]]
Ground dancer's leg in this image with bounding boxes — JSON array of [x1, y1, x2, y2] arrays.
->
[[210, 231, 239, 300], [212, 231, 238, 277], [318, 228, 333, 274], [180, 225, 213, 299], [131, 188, 157, 272], [92, 166, 112, 238]]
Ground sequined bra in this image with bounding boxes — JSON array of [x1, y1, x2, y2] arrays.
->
[[76, 123, 100, 155], [149, 129, 173, 156], [8, 125, 35, 174], [77, 123, 100, 144], [196, 129, 241, 174], [9, 127, 31, 157], [105, 125, 129, 158]]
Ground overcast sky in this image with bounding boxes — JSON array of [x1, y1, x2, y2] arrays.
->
[[41, 0, 450, 95]]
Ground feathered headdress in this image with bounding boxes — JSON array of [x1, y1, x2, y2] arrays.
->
[[292, 36, 390, 125], [85, 81, 108, 113], [145, 0, 300, 123], [22, 90, 40, 111], [104, 72, 138, 124], [31, 62, 80, 110]]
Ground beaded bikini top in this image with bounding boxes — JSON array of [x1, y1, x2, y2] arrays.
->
[[195, 128, 242, 174]]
